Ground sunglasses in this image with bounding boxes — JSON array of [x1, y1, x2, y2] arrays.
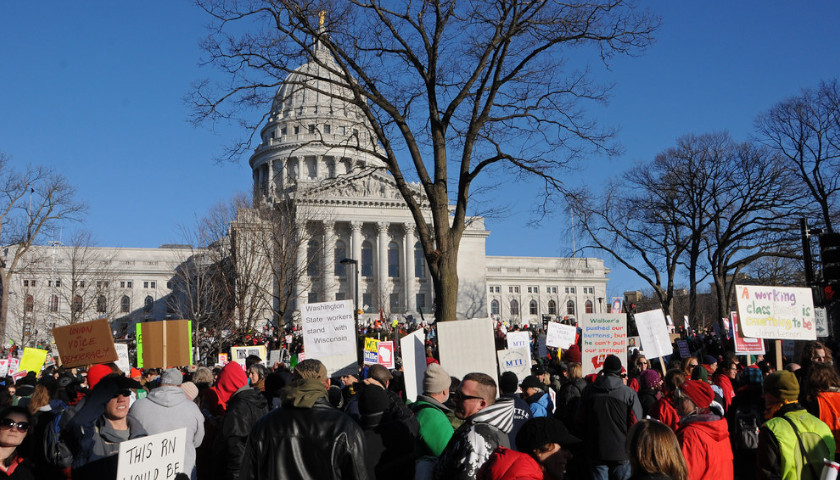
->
[[453, 391, 483, 402], [113, 389, 132, 399], [0, 418, 29, 432]]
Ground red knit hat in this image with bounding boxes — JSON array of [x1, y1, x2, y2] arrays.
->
[[130, 368, 143, 379], [679, 380, 713, 409], [87, 364, 114, 389], [564, 345, 582, 363]]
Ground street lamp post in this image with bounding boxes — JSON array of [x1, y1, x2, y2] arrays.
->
[[339, 258, 359, 326]]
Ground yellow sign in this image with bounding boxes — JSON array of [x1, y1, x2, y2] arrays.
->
[[19, 348, 49, 374], [364, 337, 379, 352]]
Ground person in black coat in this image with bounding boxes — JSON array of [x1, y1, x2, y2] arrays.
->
[[356, 384, 416, 479], [211, 382, 268, 480]]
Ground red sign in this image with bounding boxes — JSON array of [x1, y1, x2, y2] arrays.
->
[[377, 341, 395, 369], [732, 312, 765, 355]]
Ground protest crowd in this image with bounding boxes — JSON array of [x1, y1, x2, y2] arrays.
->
[[0, 316, 838, 480]]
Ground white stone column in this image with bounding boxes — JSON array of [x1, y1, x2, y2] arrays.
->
[[295, 224, 309, 308], [323, 222, 335, 301], [350, 222, 363, 309], [404, 224, 416, 312], [268, 159, 276, 199], [377, 222, 389, 308]]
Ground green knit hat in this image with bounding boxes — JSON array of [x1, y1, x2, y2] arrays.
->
[[764, 371, 799, 402]]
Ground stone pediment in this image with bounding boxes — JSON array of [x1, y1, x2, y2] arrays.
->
[[297, 173, 427, 206]]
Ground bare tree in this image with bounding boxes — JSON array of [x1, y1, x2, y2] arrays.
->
[[756, 79, 840, 232], [0, 156, 86, 341], [191, 0, 658, 321]]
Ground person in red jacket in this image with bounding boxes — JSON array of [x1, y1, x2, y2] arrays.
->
[[675, 380, 734, 480], [479, 417, 581, 480], [652, 369, 685, 431]]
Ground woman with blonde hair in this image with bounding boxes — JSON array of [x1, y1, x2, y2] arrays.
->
[[626, 419, 688, 480]]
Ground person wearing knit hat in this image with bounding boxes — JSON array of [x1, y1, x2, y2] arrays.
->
[[498, 371, 533, 451], [637, 369, 662, 418], [757, 370, 835, 480], [578, 354, 642, 480], [674, 380, 733, 480], [129, 368, 205, 480], [410, 363, 456, 458]]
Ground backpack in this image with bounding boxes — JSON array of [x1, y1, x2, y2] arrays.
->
[[780, 415, 832, 480], [732, 405, 762, 450], [43, 408, 72, 467]]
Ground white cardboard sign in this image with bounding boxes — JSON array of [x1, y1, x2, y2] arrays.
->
[[506, 331, 530, 350], [438, 318, 497, 384], [400, 329, 426, 402], [580, 313, 627, 376], [497, 348, 531, 383], [114, 343, 131, 374], [546, 322, 576, 349], [735, 285, 816, 340], [116, 428, 187, 480], [301, 300, 358, 376], [633, 309, 672, 360]]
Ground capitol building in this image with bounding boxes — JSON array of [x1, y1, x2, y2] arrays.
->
[[2, 37, 609, 344]]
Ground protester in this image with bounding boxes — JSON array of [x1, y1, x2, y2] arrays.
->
[[129, 368, 204, 480], [637, 370, 662, 418], [520, 375, 553, 418], [625, 419, 688, 480], [674, 380, 733, 480], [478, 417, 581, 480], [0, 406, 35, 480], [802, 362, 840, 461], [758, 370, 835, 480], [356, 384, 416, 479], [577, 354, 642, 480], [411, 363, 455, 457], [435, 372, 514, 480], [498, 371, 532, 450], [238, 359, 369, 480], [725, 365, 764, 480], [211, 362, 266, 480]]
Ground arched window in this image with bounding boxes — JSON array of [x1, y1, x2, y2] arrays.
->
[[529, 300, 538, 315], [72, 295, 83, 312], [361, 241, 373, 277], [307, 240, 320, 276], [49, 295, 59, 313], [121, 295, 131, 313], [414, 242, 425, 278], [96, 295, 107, 313], [510, 299, 519, 316], [334, 240, 347, 277], [388, 242, 399, 277], [585, 300, 594, 314], [144, 295, 154, 313], [548, 300, 557, 315], [25, 295, 34, 313], [491, 299, 500, 315], [567, 300, 575, 316]]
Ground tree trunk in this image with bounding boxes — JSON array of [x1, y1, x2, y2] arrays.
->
[[432, 248, 460, 322], [0, 273, 9, 343]]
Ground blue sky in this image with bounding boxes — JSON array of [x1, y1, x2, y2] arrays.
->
[[2, 2, 839, 299]]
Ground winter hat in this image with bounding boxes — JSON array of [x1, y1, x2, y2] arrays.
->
[[703, 355, 718, 366], [129, 368, 143, 379], [691, 364, 709, 383], [160, 368, 183, 386], [87, 364, 114, 389], [640, 369, 662, 390], [679, 380, 713, 409], [764, 371, 799, 402], [358, 384, 389, 415], [499, 372, 519, 394], [602, 355, 623, 375], [564, 345, 582, 363], [745, 366, 764, 386], [423, 363, 450, 395], [520, 375, 544, 391], [516, 417, 581, 453], [180, 381, 198, 401]]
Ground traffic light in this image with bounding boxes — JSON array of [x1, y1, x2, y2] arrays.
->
[[820, 233, 840, 305]]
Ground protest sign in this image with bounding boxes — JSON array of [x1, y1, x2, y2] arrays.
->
[[229, 346, 267, 368], [363, 337, 379, 365], [268, 349, 282, 366], [400, 329, 426, 402], [634, 309, 672, 360], [815, 307, 829, 338], [546, 322, 576, 349], [136, 320, 193, 368], [506, 331, 530, 351], [116, 428, 187, 480], [438, 318, 497, 383], [676, 340, 691, 358], [735, 285, 816, 340], [580, 313, 627, 376], [497, 349, 531, 382], [8, 358, 19, 376], [732, 311, 765, 355], [19, 348, 48, 375], [11, 370, 27, 383], [377, 341, 395, 369], [114, 344, 131, 374], [301, 300, 357, 376], [217, 353, 229, 366], [52, 318, 118, 368], [0, 359, 8, 377]]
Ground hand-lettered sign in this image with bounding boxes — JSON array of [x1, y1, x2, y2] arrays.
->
[[116, 428, 187, 480], [735, 285, 816, 340], [52, 319, 118, 368]]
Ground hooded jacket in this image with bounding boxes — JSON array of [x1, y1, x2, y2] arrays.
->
[[477, 446, 542, 480], [677, 414, 734, 480], [524, 391, 553, 418], [578, 373, 643, 462], [238, 378, 369, 480], [202, 362, 248, 416], [435, 397, 515, 480], [411, 394, 455, 457], [129, 386, 205, 480]]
